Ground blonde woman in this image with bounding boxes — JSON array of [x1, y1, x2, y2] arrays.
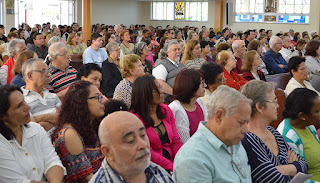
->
[[66, 32, 83, 55], [181, 40, 206, 70]]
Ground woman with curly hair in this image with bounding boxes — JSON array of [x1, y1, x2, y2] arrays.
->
[[130, 75, 183, 172], [52, 80, 106, 182]]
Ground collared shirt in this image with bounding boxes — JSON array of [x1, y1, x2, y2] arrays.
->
[[263, 49, 288, 74], [173, 121, 252, 183], [47, 64, 77, 93], [279, 47, 297, 62], [152, 58, 178, 81], [89, 158, 174, 183], [0, 122, 66, 183], [113, 79, 132, 108], [27, 43, 48, 60]]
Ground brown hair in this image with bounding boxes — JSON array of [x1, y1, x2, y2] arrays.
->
[[66, 32, 77, 45], [120, 30, 129, 42], [217, 50, 232, 67], [258, 33, 267, 40], [216, 42, 231, 54], [7, 32, 18, 40], [13, 50, 36, 75], [242, 50, 258, 72], [247, 40, 261, 51]]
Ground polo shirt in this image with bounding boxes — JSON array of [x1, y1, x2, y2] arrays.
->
[[47, 64, 77, 93]]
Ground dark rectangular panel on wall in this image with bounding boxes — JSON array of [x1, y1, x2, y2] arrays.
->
[[226, 2, 230, 25]]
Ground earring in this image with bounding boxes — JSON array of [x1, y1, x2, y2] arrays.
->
[[302, 118, 306, 120]]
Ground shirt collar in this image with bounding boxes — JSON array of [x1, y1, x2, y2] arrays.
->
[[270, 49, 280, 57], [21, 86, 49, 97], [167, 58, 179, 67]]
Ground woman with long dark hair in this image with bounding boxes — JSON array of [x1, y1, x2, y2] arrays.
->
[[52, 81, 106, 182], [130, 75, 182, 172]]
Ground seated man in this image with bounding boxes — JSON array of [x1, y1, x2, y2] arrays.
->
[[0, 39, 27, 85], [83, 33, 107, 67], [90, 111, 173, 183], [232, 40, 247, 74], [279, 36, 296, 62], [153, 40, 185, 103], [48, 42, 77, 99], [21, 58, 60, 133], [173, 85, 252, 183], [27, 33, 48, 59], [263, 36, 288, 74]]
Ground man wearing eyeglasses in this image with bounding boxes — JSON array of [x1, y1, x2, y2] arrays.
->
[[173, 86, 252, 183], [21, 58, 61, 134], [168, 29, 175, 40]]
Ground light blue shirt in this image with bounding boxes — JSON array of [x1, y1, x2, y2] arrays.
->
[[82, 46, 107, 67], [173, 121, 252, 183]]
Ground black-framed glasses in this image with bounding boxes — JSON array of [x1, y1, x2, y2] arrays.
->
[[31, 69, 49, 74], [87, 95, 103, 103]]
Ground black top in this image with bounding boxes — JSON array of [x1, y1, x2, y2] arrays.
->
[[101, 57, 122, 97], [153, 121, 171, 160]]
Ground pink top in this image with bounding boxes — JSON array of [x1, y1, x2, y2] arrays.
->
[[146, 51, 155, 65], [185, 103, 204, 137], [131, 104, 182, 171], [317, 129, 320, 139]]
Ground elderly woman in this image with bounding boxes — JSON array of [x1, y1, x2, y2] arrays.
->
[[11, 50, 38, 87], [304, 40, 320, 91], [101, 42, 122, 97], [181, 40, 206, 70], [277, 88, 320, 182], [130, 75, 183, 172], [242, 50, 266, 81], [43, 32, 52, 47], [77, 31, 87, 50], [240, 80, 308, 183], [133, 42, 153, 74], [0, 85, 65, 182], [169, 69, 208, 144], [52, 81, 106, 182], [186, 30, 198, 43], [247, 40, 268, 75], [119, 30, 134, 55], [212, 42, 231, 62], [200, 62, 225, 109], [217, 50, 247, 90], [67, 32, 83, 55], [200, 41, 213, 62], [294, 39, 307, 57], [258, 33, 269, 55], [285, 56, 319, 96], [113, 54, 145, 108], [76, 63, 102, 89]]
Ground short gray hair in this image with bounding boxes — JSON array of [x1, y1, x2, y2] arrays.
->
[[48, 42, 67, 60], [77, 31, 84, 37], [232, 40, 243, 52], [48, 36, 61, 47], [269, 36, 280, 49], [106, 42, 119, 54], [115, 24, 122, 32], [160, 40, 179, 60], [208, 85, 252, 119], [240, 80, 275, 117], [8, 39, 25, 56], [133, 42, 147, 56], [21, 58, 44, 79]]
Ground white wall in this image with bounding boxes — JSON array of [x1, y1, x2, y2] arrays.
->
[[223, 0, 319, 35], [91, 0, 143, 26], [141, 1, 215, 28]]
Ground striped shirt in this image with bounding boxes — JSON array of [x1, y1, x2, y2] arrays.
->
[[89, 159, 174, 183], [47, 64, 77, 93], [242, 126, 308, 183]]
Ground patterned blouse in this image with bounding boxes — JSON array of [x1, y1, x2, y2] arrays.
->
[[113, 79, 132, 108], [67, 44, 85, 55], [54, 126, 103, 183]]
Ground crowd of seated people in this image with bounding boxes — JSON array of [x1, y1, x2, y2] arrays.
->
[[1, 21, 320, 182]]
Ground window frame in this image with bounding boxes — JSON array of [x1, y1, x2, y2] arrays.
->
[[233, 0, 310, 24]]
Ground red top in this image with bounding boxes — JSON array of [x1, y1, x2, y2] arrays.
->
[[232, 57, 243, 74], [131, 104, 183, 171], [224, 68, 248, 90], [317, 128, 320, 139], [4, 57, 15, 84], [242, 70, 266, 81], [185, 102, 204, 137]]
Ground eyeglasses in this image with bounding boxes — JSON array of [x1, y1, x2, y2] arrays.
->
[[87, 95, 103, 103], [265, 99, 278, 104], [201, 80, 206, 87], [57, 52, 70, 57], [31, 69, 49, 74]]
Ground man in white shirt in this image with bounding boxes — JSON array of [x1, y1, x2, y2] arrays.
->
[[279, 36, 296, 62], [83, 33, 107, 67]]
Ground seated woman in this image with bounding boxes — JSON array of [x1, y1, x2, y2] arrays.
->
[[277, 88, 320, 182], [240, 80, 308, 183], [77, 31, 87, 51], [305, 40, 320, 92], [113, 54, 145, 108], [0, 85, 65, 182], [119, 30, 134, 55], [200, 41, 213, 62], [247, 39, 268, 75], [52, 81, 106, 182], [76, 63, 102, 89], [285, 56, 319, 96], [294, 39, 307, 57], [101, 42, 122, 97], [212, 42, 231, 62], [181, 40, 206, 70], [200, 62, 225, 109], [133, 42, 153, 74], [130, 75, 183, 172], [43, 32, 52, 47], [11, 50, 38, 87], [242, 50, 266, 81], [66, 32, 83, 55], [168, 69, 208, 144], [217, 50, 247, 90]]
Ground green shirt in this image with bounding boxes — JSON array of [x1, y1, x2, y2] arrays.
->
[[293, 126, 320, 181]]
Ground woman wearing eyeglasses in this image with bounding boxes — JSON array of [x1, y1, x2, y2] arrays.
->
[[52, 81, 106, 183], [130, 75, 183, 172], [240, 80, 308, 183], [168, 69, 208, 144]]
